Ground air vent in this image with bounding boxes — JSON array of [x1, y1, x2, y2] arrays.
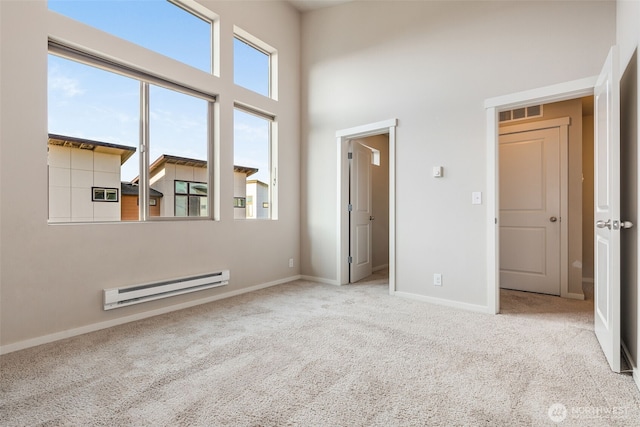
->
[[499, 105, 543, 123]]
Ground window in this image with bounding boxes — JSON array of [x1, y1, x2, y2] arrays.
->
[[234, 197, 246, 208], [233, 28, 276, 99], [148, 85, 209, 219], [234, 107, 274, 219], [48, 0, 214, 74], [92, 187, 119, 202], [175, 181, 207, 217]]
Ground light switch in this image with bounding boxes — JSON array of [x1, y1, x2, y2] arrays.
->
[[472, 192, 482, 205], [433, 166, 443, 178]]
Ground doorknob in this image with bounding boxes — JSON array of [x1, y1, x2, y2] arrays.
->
[[622, 221, 634, 229], [370, 216, 375, 221], [549, 216, 557, 223], [596, 219, 611, 229]]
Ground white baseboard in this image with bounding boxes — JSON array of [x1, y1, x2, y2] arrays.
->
[[564, 292, 585, 301], [393, 291, 494, 314], [299, 275, 340, 286], [373, 264, 389, 272], [0, 275, 301, 355]]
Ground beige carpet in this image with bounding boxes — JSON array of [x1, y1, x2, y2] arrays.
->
[[2, 271, 640, 426]]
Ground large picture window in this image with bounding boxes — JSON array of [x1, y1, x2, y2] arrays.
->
[[48, 45, 215, 223]]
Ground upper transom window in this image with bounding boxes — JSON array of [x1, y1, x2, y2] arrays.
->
[[234, 27, 277, 99], [48, 0, 214, 74]]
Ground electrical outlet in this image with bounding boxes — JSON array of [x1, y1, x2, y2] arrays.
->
[[433, 273, 442, 286], [289, 258, 294, 268]]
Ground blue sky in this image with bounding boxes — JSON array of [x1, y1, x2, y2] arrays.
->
[[48, 0, 271, 184]]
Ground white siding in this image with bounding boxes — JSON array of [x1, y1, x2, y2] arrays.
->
[[48, 145, 121, 222]]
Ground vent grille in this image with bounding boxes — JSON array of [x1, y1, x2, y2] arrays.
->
[[499, 105, 543, 123]]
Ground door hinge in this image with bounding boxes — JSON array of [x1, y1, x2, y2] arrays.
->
[[348, 204, 353, 212], [347, 152, 353, 160], [348, 256, 353, 264]]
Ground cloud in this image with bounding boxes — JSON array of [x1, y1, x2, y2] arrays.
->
[[49, 75, 84, 98]]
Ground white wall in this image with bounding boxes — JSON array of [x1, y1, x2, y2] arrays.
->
[[301, 1, 616, 307], [0, 0, 300, 349]]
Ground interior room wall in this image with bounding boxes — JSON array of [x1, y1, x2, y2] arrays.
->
[[0, 0, 301, 350], [617, 0, 640, 382], [620, 50, 638, 373], [582, 99, 595, 282], [300, 0, 616, 308], [499, 99, 584, 297]]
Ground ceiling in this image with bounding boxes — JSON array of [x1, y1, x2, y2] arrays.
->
[[288, 0, 352, 12]]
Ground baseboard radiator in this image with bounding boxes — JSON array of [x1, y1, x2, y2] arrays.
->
[[104, 270, 230, 310]]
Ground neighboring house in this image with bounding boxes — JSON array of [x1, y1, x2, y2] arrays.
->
[[246, 180, 269, 219], [234, 166, 259, 219], [47, 134, 135, 223], [133, 154, 258, 218], [120, 182, 163, 221]]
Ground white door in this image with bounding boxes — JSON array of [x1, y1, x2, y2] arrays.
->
[[350, 141, 373, 283], [594, 46, 621, 373], [499, 127, 561, 295]]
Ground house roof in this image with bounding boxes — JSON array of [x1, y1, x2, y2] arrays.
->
[[234, 165, 259, 177], [131, 154, 259, 184], [48, 134, 136, 165], [121, 182, 163, 198]]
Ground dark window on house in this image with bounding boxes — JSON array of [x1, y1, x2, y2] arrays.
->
[[234, 197, 246, 208], [92, 187, 119, 202], [175, 180, 207, 216]]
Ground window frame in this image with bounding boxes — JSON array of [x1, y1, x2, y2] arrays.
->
[[234, 197, 246, 208], [92, 187, 119, 202], [233, 26, 278, 100], [174, 180, 208, 217]]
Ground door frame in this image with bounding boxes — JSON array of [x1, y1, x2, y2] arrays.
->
[[499, 117, 570, 297], [485, 77, 597, 313], [336, 118, 398, 294]]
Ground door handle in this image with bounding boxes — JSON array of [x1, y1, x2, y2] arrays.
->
[[549, 216, 557, 223], [622, 221, 634, 229], [596, 219, 611, 229], [370, 216, 375, 221]]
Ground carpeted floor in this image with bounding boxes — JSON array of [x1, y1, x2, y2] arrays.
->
[[1, 270, 639, 426]]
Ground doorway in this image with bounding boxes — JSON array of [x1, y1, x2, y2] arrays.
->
[[336, 119, 397, 293], [349, 136, 389, 283], [499, 122, 567, 296], [496, 98, 591, 303], [485, 77, 597, 314]]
